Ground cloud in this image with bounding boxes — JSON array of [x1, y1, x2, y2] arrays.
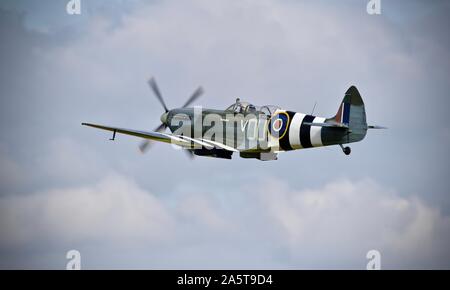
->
[[0, 143, 24, 193], [0, 173, 175, 268], [257, 179, 450, 268], [35, 137, 108, 184], [1, 175, 449, 269]]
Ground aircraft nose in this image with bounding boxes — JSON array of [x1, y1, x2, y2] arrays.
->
[[160, 112, 168, 124]]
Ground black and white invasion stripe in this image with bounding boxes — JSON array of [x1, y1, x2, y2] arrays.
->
[[277, 111, 326, 151]]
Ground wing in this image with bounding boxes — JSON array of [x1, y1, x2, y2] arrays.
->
[[82, 122, 238, 152], [82, 122, 193, 148]]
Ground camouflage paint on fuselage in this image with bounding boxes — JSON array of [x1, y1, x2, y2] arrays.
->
[[165, 86, 367, 153]]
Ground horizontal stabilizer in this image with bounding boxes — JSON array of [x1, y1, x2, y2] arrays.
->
[[303, 122, 349, 129], [368, 125, 387, 129]]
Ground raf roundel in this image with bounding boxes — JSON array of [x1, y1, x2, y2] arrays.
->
[[272, 118, 283, 132], [269, 112, 290, 139]]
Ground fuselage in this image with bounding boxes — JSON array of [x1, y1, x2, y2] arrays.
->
[[164, 106, 367, 154]]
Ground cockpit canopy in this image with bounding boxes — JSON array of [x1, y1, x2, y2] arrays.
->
[[225, 99, 279, 117]]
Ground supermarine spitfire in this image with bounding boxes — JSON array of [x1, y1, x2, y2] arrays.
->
[[83, 78, 385, 161]]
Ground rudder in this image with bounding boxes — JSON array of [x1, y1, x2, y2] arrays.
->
[[323, 86, 368, 145], [332, 86, 365, 126]]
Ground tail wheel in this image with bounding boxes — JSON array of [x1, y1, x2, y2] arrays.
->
[[343, 146, 351, 155], [339, 144, 351, 155]]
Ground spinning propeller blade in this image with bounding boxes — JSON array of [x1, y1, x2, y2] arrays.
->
[[140, 77, 203, 157], [148, 77, 169, 113]]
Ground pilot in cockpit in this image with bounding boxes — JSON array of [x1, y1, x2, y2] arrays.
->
[[235, 98, 242, 113], [247, 104, 256, 113]]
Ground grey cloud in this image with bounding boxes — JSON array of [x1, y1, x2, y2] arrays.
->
[[1, 175, 449, 269]]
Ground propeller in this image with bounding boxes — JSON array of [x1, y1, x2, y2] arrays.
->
[[138, 123, 166, 153], [148, 77, 169, 113], [182, 86, 204, 108], [139, 77, 204, 154]]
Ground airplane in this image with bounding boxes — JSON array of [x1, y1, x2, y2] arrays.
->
[[82, 78, 385, 161]]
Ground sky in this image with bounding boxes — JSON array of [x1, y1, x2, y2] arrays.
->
[[0, 0, 449, 269]]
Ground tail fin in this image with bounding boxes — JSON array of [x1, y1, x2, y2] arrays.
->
[[332, 86, 365, 126], [330, 86, 367, 142]]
